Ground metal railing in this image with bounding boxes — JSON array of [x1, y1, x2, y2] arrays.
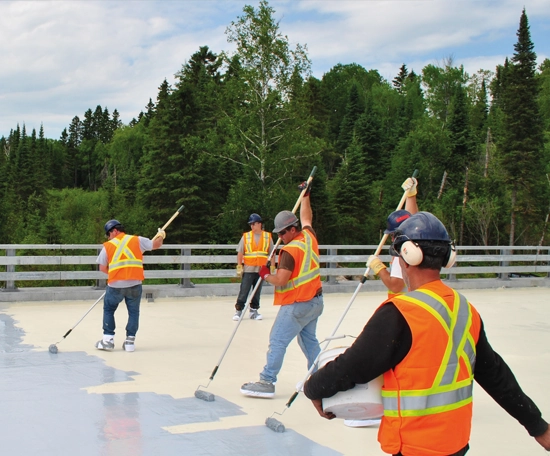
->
[[1, 244, 550, 291]]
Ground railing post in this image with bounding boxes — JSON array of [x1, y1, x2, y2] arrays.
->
[[499, 248, 510, 281], [180, 248, 194, 288], [547, 247, 550, 279], [4, 248, 18, 291], [94, 248, 106, 290], [327, 248, 337, 284]]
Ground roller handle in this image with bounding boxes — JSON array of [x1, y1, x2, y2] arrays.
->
[[153, 205, 185, 240], [285, 391, 299, 408], [209, 365, 219, 381]]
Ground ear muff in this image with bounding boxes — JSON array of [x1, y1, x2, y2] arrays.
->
[[400, 241, 423, 266], [444, 244, 457, 269]]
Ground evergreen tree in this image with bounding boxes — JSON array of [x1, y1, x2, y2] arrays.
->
[[336, 83, 365, 155], [500, 9, 545, 245], [393, 64, 409, 94]]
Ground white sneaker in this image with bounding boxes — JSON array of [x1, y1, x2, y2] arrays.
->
[[122, 336, 135, 352], [95, 338, 114, 351], [233, 310, 242, 321], [344, 419, 381, 428]]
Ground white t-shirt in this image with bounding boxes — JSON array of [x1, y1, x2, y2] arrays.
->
[[389, 256, 403, 279]]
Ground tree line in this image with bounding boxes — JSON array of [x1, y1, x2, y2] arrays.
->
[[1, 2, 549, 249]]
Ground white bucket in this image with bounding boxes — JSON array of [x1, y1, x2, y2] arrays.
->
[[318, 346, 384, 420]]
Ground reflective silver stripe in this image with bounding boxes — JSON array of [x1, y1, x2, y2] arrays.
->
[[404, 290, 473, 386], [406, 291, 451, 327], [109, 235, 142, 269], [382, 383, 473, 412], [276, 232, 319, 293], [384, 288, 476, 416]]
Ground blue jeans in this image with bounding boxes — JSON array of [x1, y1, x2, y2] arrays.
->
[[103, 284, 142, 337], [260, 295, 324, 383], [235, 272, 263, 310]]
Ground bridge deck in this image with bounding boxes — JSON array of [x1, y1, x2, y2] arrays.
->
[[1, 288, 549, 455]]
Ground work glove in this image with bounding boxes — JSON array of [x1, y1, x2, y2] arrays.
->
[[298, 180, 312, 197], [401, 177, 418, 197], [367, 255, 387, 276], [259, 265, 270, 280], [157, 228, 166, 240], [270, 264, 276, 274], [236, 264, 243, 278]]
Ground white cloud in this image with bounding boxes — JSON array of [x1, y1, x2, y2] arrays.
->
[[0, 0, 549, 138]]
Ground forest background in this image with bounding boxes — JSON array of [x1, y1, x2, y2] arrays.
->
[[1, 1, 549, 249]]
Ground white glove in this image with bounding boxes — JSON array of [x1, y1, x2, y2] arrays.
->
[[367, 255, 387, 276], [236, 264, 243, 278], [402, 177, 418, 197], [157, 228, 166, 240]]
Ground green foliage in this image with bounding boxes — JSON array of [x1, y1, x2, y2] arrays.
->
[[1, 3, 549, 251]]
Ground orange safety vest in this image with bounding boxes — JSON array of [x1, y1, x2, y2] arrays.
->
[[243, 230, 272, 267], [104, 234, 144, 284], [378, 280, 481, 456], [274, 229, 321, 306]]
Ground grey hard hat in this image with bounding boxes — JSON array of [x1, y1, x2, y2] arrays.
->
[[273, 210, 299, 233]]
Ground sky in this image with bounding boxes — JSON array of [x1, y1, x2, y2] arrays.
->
[[1, 0, 549, 140]]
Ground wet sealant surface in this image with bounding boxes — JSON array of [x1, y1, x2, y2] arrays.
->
[[0, 312, 340, 456]]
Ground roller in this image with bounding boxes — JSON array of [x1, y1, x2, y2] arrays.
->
[[194, 388, 215, 402], [265, 417, 285, 432]]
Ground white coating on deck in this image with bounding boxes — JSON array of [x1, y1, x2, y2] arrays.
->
[[1, 288, 549, 455]]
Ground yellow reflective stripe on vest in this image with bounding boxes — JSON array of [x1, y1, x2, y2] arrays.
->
[[277, 232, 320, 293], [382, 289, 475, 416], [382, 383, 473, 417], [243, 231, 270, 260], [109, 235, 143, 271]]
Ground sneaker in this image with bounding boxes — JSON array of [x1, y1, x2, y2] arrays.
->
[[240, 380, 275, 398], [344, 419, 382, 428], [249, 309, 263, 320], [232, 310, 242, 321], [95, 338, 114, 351], [122, 336, 135, 352]]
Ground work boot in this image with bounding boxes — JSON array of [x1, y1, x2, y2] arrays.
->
[[240, 380, 275, 398], [249, 309, 263, 320], [122, 336, 136, 352], [232, 310, 242, 321], [95, 337, 114, 351]]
